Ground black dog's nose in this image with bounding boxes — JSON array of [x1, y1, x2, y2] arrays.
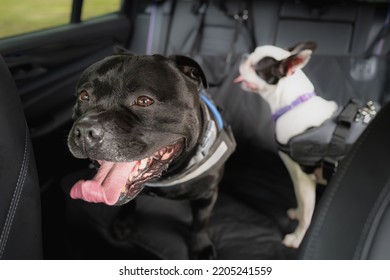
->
[[73, 123, 104, 147]]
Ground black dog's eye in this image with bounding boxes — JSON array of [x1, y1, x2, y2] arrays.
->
[[79, 90, 90, 101], [135, 96, 154, 107]]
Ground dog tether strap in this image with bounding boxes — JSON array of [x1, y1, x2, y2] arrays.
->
[[272, 92, 316, 121]]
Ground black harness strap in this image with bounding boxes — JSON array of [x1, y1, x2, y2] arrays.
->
[[277, 99, 379, 181], [190, 0, 255, 86], [322, 99, 361, 180]]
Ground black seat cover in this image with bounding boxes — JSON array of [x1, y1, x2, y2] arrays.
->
[[0, 55, 42, 259], [300, 101, 390, 259]]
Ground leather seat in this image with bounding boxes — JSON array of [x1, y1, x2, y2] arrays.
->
[[300, 100, 390, 259], [0, 55, 43, 259]]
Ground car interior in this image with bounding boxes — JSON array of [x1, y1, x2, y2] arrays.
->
[[1, 0, 390, 260]]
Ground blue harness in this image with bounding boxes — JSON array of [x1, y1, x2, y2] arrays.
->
[[146, 90, 236, 187]]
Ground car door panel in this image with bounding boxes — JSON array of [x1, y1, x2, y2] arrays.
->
[[0, 12, 132, 190]]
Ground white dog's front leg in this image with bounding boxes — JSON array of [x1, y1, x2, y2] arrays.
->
[[278, 152, 316, 248]]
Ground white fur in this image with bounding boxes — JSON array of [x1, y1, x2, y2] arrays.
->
[[238, 45, 338, 248]]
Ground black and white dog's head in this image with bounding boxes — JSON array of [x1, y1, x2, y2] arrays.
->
[[235, 41, 317, 97]]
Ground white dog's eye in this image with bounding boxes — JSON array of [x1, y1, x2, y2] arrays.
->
[[135, 96, 154, 107]]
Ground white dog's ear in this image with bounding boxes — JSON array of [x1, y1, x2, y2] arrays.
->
[[279, 49, 313, 76], [287, 41, 317, 54]]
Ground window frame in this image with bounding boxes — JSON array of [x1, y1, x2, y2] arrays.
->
[[71, 0, 125, 24]]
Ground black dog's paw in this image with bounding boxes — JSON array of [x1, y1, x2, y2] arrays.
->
[[190, 234, 216, 260], [191, 244, 216, 260], [111, 202, 137, 241]]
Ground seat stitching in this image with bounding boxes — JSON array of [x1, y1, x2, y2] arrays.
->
[[353, 178, 390, 259], [0, 124, 29, 259]]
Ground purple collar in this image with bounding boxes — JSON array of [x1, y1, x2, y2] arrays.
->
[[271, 92, 316, 121]]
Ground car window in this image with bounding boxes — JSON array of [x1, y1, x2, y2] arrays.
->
[[0, 0, 121, 39], [0, 0, 71, 38], [82, 0, 121, 21]]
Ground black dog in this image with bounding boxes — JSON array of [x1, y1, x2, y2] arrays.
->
[[67, 51, 235, 259]]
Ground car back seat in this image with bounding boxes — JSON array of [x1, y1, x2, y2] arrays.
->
[[250, 0, 390, 104], [131, 0, 390, 104], [133, 0, 390, 55], [130, 0, 255, 56], [64, 0, 390, 259], [253, 0, 385, 55]]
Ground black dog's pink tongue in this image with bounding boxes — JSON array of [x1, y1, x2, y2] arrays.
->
[[70, 161, 137, 205]]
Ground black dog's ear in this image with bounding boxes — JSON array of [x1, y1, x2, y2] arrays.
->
[[112, 45, 135, 56], [287, 41, 317, 55], [169, 55, 208, 89]]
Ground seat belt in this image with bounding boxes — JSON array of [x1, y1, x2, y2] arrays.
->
[[190, 0, 255, 86], [145, 0, 176, 55]]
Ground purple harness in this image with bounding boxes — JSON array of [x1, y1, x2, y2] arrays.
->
[[271, 92, 316, 121]]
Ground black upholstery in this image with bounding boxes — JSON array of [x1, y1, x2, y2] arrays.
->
[[300, 101, 390, 259], [0, 56, 42, 259], [258, 0, 379, 55], [131, 0, 388, 57], [120, 0, 390, 260], [7, 0, 385, 260]]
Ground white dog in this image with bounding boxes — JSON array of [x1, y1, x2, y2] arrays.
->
[[234, 42, 378, 248]]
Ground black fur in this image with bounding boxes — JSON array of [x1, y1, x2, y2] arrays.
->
[[67, 53, 222, 259]]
